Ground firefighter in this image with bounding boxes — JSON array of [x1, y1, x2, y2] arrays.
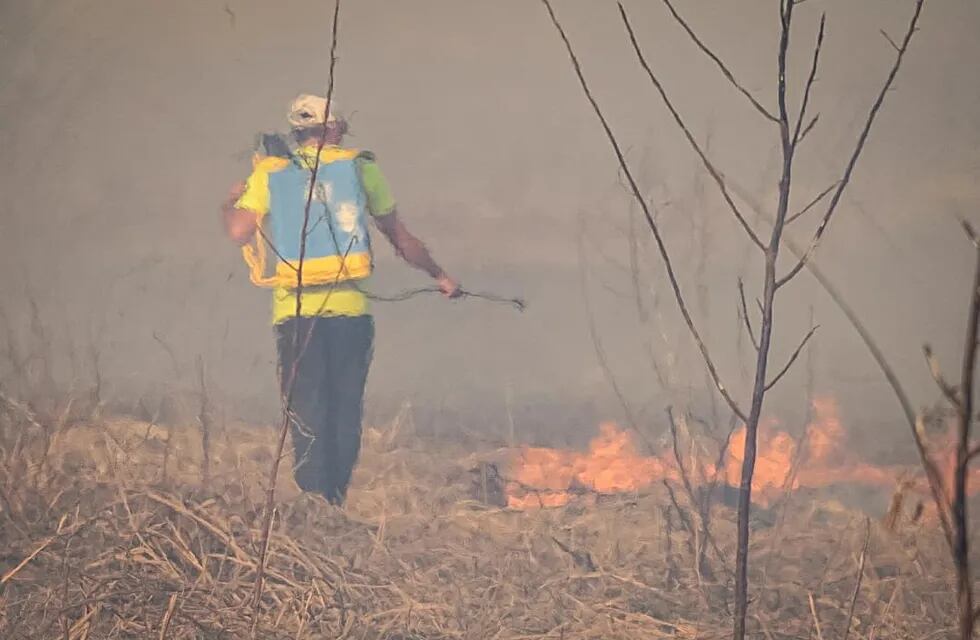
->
[[221, 94, 460, 505]]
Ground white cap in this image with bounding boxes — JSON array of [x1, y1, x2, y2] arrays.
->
[[287, 94, 340, 129]]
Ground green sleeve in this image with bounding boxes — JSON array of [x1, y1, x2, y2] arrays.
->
[[356, 153, 396, 216]]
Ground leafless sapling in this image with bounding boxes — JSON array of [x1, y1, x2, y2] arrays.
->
[[249, 0, 346, 634], [915, 220, 980, 640], [540, 2, 927, 637]]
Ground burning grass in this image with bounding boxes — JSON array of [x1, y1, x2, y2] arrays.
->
[[0, 404, 965, 639], [503, 398, 942, 512]]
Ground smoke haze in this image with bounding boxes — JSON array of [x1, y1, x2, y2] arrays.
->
[[1, 0, 978, 453]]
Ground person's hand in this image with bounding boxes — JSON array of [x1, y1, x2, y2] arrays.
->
[[436, 273, 462, 299], [226, 181, 247, 206], [222, 181, 257, 244]]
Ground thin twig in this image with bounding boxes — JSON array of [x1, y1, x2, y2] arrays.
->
[[666, 408, 699, 513], [796, 113, 820, 145], [791, 13, 825, 147], [880, 29, 901, 52], [196, 356, 212, 487], [913, 413, 955, 546], [1, 513, 69, 584], [962, 219, 980, 248], [257, 227, 300, 273], [726, 177, 952, 547], [952, 219, 980, 640], [967, 442, 980, 463], [762, 320, 817, 584], [159, 592, 179, 640], [61, 535, 71, 640], [617, 2, 766, 252], [250, 0, 343, 633], [786, 181, 839, 225], [868, 579, 902, 640], [764, 325, 818, 391], [808, 592, 825, 640], [737, 279, 760, 351], [151, 331, 182, 377], [662, 479, 697, 557], [777, 0, 927, 288], [666, 407, 719, 582], [540, 0, 747, 423], [842, 519, 871, 640], [659, 0, 779, 123], [924, 344, 959, 406]]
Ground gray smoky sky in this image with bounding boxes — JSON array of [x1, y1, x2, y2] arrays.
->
[[1, 1, 978, 450]]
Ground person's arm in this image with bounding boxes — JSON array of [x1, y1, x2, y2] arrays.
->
[[221, 182, 258, 245], [358, 154, 460, 297], [373, 210, 461, 297]]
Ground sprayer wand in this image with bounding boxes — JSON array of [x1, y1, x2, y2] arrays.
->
[[358, 285, 525, 312]]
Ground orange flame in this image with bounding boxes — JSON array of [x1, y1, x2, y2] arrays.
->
[[506, 422, 673, 509], [505, 396, 909, 510]]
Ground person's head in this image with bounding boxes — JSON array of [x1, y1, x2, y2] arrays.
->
[[288, 94, 348, 146]]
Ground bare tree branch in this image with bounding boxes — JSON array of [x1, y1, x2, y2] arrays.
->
[[968, 442, 980, 463], [791, 13, 825, 147], [914, 414, 955, 546], [774, 0, 797, 216], [916, 220, 980, 639], [787, 181, 839, 225], [540, 0, 747, 422], [250, 0, 343, 633], [666, 407, 716, 582], [842, 519, 871, 640], [963, 219, 980, 248], [660, 0, 779, 123], [726, 178, 922, 435], [761, 312, 817, 583], [808, 592, 826, 640], [737, 279, 760, 351], [880, 29, 901, 52], [953, 219, 980, 640], [729, 0, 802, 634], [777, 0, 927, 288], [616, 2, 767, 252], [662, 479, 698, 556], [924, 344, 960, 406], [726, 178, 954, 550], [256, 227, 299, 273], [666, 407, 698, 509], [544, 2, 928, 639], [764, 324, 818, 392], [796, 113, 820, 145]]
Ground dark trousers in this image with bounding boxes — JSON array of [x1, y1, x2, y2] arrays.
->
[[275, 315, 374, 505]]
